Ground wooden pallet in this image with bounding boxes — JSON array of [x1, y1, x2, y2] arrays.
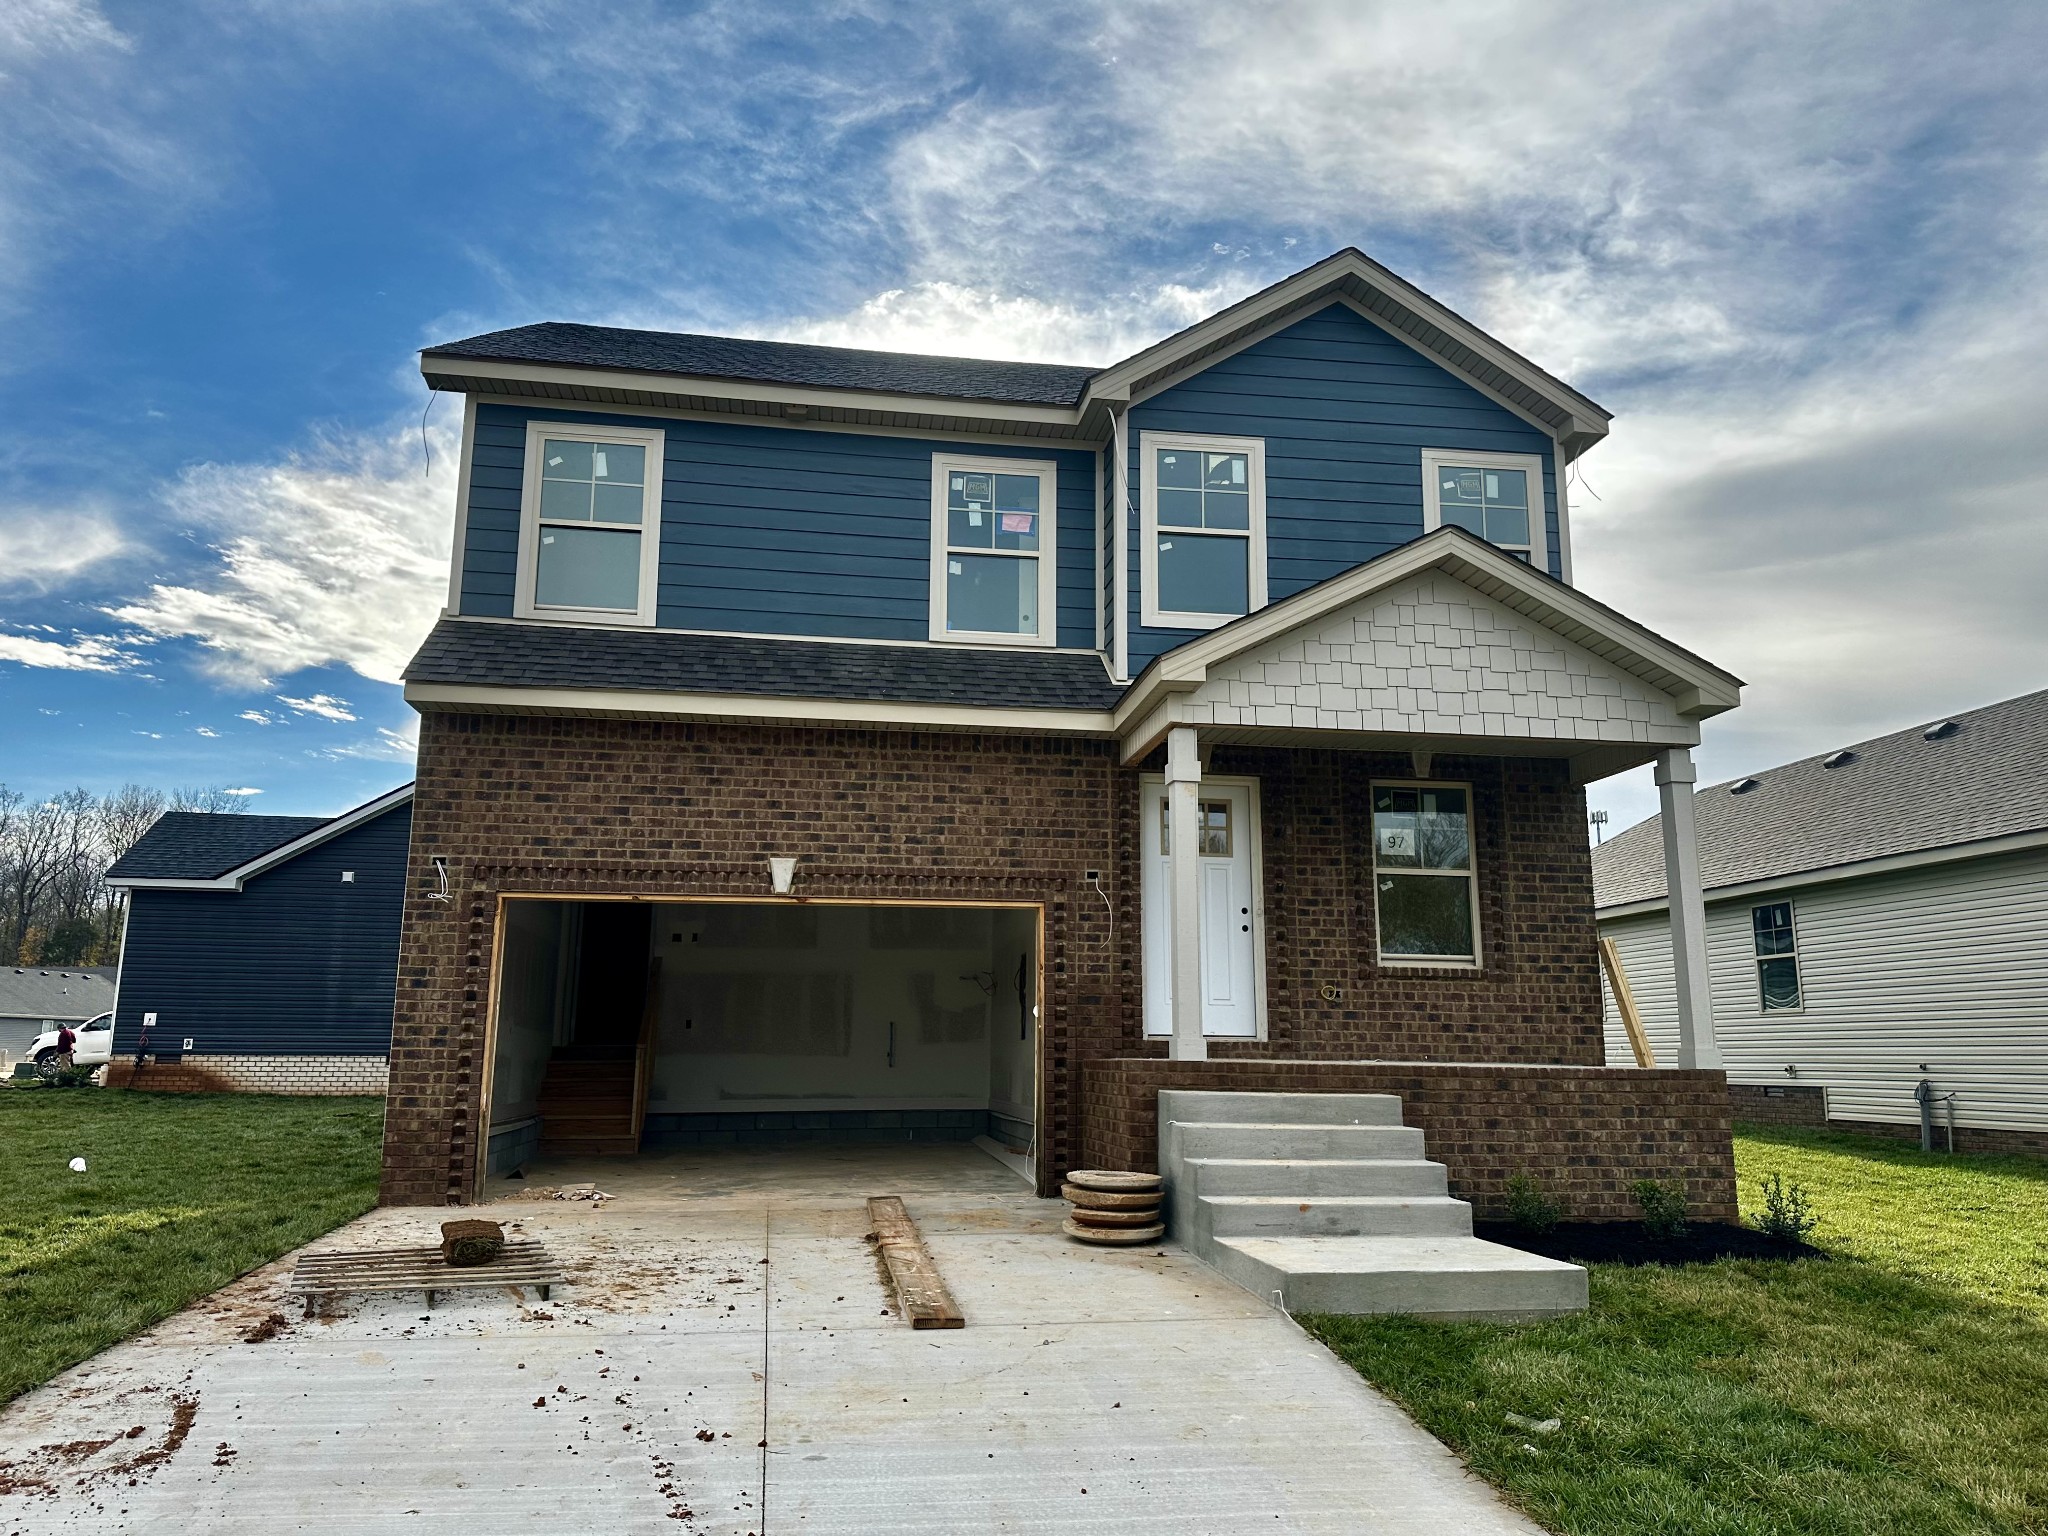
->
[[866, 1196, 964, 1330], [287, 1240, 564, 1316]]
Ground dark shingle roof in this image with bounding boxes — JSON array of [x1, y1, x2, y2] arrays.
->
[[424, 323, 1101, 408], [106, 813, 330, 882], [0, 967, 116, 1022], [404, 619, 1126, 714], [1593, 687, 2048, 908]]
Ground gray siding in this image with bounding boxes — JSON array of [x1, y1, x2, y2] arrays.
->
[[460, 404, 1099, 650], [112, 804, 411, 1058], [1599, 846, 2048, 1133], [1125, 302, 1562, 672]]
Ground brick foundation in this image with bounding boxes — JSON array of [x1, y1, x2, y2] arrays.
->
[[1814, 1117, 2048, 1159], [1085, 1058, 1737, 1222], [104, 1054, 389, 1096], [1728, 1083, 1828, 1126], [382, 711, 1733, 1208]]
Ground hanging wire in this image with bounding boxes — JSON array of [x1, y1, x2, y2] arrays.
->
[[420, 386, 442, 479]]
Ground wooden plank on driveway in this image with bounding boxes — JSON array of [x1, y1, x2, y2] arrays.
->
[[866, 1196, 965, 1330]]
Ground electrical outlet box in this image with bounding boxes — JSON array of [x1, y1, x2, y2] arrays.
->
[[181, 1038, 195, 1051]]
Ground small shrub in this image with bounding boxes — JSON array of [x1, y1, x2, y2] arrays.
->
[[1503, 1172, 1563, 1234], [1632, 1177, 1689, 1240], [1753, 1172, 1820, 1242]]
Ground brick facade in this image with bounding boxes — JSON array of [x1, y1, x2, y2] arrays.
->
[[1083, 1058, 1737, 1222], [382, 711, 1733, 1212], [104, 1054, 388, 1096]]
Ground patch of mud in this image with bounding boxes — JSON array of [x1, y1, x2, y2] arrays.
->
[[241, 1313, 289, 1344], [0, 1392, 198, 1500]]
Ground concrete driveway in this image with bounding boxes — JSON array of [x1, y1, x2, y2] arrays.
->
[[0, 1142, 1542, 1534]]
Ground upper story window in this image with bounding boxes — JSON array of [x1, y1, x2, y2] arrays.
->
[[515, 421, 664, 626], [1420, 448, 1542, 564], [1752, 901, 1802, 1011], [1140, 431, 1267, 630], [1370, 782, 1480, 966], [929, 455, 1059, 646]]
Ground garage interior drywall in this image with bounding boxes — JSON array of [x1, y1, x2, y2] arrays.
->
[[486, 900, 1039, 1173]]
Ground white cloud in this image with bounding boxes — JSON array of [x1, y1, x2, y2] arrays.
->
[[222, 786, 262, 797], [769, 279, 1242, 366], [0, 505, 131, 593], [237, 709, 272, 725], [275, 692, 357, 723], [0, 628, 146, 673], [104, 417, 455, 688], [194, 726, 219, 737], [320, 719, 420, 763]]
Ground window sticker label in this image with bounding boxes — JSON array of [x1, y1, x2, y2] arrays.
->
[[593, 450, 609, 478], [948, 560, 962, 575], [999, 512, 1033, 533], [1377, 826, 1416, 857], [541, 534, 555, 545], [968, 510, 983, 526]]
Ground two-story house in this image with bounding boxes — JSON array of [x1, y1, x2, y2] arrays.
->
[[383, 250, 1743, 1301]]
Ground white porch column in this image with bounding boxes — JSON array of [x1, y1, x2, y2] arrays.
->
[[1654, 747, 1721, 1070], [1165, 725, 1207, 1062]]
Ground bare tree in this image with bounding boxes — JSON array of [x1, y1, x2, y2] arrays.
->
[[1, 792, 67, 964], [170, 785, 251, 814]]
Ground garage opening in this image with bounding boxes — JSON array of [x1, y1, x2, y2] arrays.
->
[[483, 899, 1039, 1181]]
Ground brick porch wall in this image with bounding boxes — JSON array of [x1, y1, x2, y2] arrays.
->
[[1083, 1058, 1738, 1222]]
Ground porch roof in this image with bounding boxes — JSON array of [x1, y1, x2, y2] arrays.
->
[[1114, 528, 1742, 783]]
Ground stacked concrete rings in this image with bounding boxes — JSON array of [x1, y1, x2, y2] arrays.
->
[[1060, 1169, 1164, 1245]]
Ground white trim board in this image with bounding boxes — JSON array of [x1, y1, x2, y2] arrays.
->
[[106, 784, 417, 893], [1596, 826, 2048, 920], [405, 681, 1119, 737]]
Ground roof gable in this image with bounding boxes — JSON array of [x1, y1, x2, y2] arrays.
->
[[107, 786, 414, 889], [108, 813, 330, 882], [1116, 528, 1738, 772], [1081, 249, 1610, 456]]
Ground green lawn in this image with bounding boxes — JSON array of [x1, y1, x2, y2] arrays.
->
[[0, 1089, 384, 1405], [1305, 1125, 2048, 1536]]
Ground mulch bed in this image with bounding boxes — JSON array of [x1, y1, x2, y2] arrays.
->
[[1474, 1221, 1826, 1267]]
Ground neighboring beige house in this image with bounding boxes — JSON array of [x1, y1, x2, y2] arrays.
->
[[1593, 687, 2048, 1155]]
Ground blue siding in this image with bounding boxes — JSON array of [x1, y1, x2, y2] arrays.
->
[[1124, 303, 1561, 672], [461, 405, 1099, 650], [111, 804, 411, 1059]]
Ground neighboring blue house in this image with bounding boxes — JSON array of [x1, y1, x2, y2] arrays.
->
[[103, 785, 412, 1093], [380, 248, 1747, 1319]]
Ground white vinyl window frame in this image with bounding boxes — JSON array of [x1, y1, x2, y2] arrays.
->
[[513, 419, 665, 627], [1751, 900, 1804, 1014], [1139, 429, 1268, 630], [1368, 778, 1484, 970], [1420, 447, 1546, 566], [928, 453, 1060, 648]]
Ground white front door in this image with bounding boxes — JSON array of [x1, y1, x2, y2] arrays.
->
[[1141, 777, 1260, 1038]]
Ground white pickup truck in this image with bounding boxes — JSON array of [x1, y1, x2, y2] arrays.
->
[[27, 1011, 114, 1067]]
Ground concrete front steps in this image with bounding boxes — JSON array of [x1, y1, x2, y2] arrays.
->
[[1159, 1090, 1586, 1322]]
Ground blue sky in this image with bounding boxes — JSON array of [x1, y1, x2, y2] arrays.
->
[[2, 1, 2045, 830]]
